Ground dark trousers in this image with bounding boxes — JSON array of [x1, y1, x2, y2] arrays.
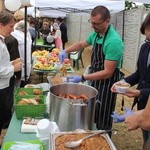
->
[[20, 79, 31, 87], [0, 87, 10, 134], [0, 77, 15, 134]]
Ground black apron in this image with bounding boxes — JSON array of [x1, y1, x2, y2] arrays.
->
[[89, 27, 121, 130]]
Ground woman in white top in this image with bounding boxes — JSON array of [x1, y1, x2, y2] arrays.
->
[[11, 20, 32, 87], [52, 23, 63, 51], [0, 10, 22, 135]]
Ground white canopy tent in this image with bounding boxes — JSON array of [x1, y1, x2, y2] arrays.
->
[[24, 0, 125, 18]]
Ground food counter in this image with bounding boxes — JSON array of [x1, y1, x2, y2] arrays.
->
[[32, 49, 74, 82], [1, 113, 38, 149], [2, 113, 116, 150], [34, 38, 55, 51], [2, 84, 117, 150]]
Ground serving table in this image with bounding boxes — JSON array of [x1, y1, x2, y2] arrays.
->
[[2, 82, 116, 150], [34, 38, 55, 51], [2, 113, 115, 150], [1, 113, 38, 150], [33, 67, 74, 83], [32, 49, 74, 83]]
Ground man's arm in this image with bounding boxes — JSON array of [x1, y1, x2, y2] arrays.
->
[[84, 60, 117, 80], [65, 40, 90, 53]]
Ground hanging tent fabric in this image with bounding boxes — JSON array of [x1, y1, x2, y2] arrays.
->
[[24, 0, 125, 18]]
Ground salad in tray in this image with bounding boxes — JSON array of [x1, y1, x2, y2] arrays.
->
[[32, 49, 72, 71]]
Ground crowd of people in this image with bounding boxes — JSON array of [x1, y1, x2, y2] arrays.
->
[[0, 5, 150, 149], [37, 17, 68, 51]]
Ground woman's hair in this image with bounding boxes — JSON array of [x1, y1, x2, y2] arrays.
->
[[91, 5, 110, 21], [140, 13, 150, 35], [14, 10, 24, 22], [0, 10, 15, 25], [14, 20, 29, 32], [53, 22, 59, 30]]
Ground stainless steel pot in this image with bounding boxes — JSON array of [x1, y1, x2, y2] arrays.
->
[[49, 83, 98, 131]]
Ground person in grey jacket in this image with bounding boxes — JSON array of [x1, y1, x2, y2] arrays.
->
[[111, 12, 150, 149]]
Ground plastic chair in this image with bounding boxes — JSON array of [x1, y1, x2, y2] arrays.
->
[[69, 48, 84, 70]]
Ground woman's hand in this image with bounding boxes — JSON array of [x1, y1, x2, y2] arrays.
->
[[111, 82, 117, 93], [125, 114, 139, 131], [111, 107, 133, 123], [124, 89, 140, 98], [111, 80, 127, 93], [12, 58, 22, 65]]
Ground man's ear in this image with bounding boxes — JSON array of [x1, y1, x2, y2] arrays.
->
[[106, 19, 110, 23], [0, 23, 4, 27]]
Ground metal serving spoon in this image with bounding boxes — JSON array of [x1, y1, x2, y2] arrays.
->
[[64, 129, 118, 148]]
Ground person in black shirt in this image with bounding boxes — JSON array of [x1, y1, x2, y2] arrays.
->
[[4, 35, 21, 129]]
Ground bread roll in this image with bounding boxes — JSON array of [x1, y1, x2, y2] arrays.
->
[[33, 89, 42, 95], [18, 91, 28, 96]]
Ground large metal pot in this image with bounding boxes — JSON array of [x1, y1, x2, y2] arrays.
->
[[49, 83, 98, 131]]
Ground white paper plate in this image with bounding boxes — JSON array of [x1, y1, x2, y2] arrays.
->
[[24, 84, 36, 88], [35, 83, 50, 91]]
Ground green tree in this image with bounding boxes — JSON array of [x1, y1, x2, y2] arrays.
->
[[125, 0, 150, 10], [125, 0, 138, 10], [144, 4, 150, 8]]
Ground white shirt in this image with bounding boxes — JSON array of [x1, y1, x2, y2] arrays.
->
[[11, 30, 32, 80], [53, 29, 63, 51], [0, 35, 14, 89]]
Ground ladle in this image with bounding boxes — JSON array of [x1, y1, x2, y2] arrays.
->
[[64, 129, 118, 148]]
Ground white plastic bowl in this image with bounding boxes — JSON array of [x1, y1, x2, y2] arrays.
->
[[24, 84, 36, 88], [114, 82, 130, 94]]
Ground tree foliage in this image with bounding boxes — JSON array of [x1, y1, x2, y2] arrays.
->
[[125, 0, 138, 10], [144, 4, 150, 8], [125, 0, 150, 10]]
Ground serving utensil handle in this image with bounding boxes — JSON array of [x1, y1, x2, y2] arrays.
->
[[81, 129, 118, 141], [72, 103, 87, 106]]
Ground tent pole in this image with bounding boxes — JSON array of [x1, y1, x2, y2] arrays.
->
[[24, 5, 27, 83], [34, 7, 37, 45], [122, 10, 125, 42], [121, 10, 125, 68]]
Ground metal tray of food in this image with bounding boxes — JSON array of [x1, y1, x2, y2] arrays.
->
[[47, 76, 67, 86], [49, 130, 117, 150]]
